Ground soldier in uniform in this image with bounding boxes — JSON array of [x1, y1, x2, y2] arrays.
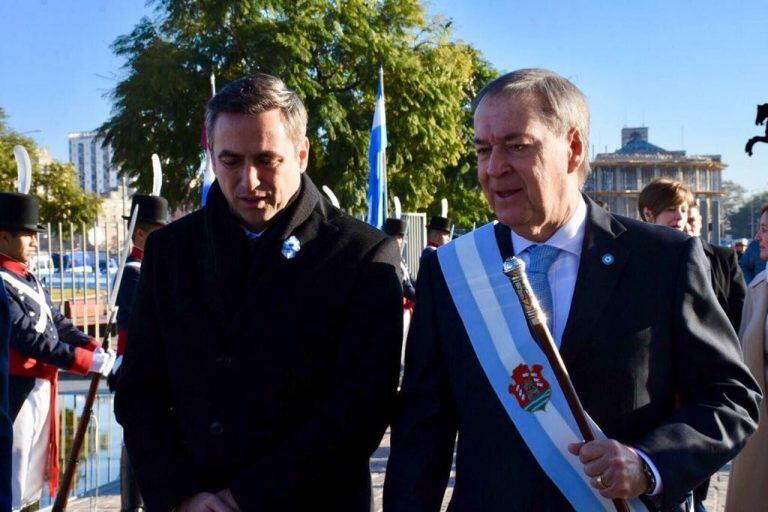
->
[[419, 216, 452, 263], [113, 194, 169, 512], [383, 218, 416, 309], [384, 217, 417, 359], [0, 192, 115, 510]]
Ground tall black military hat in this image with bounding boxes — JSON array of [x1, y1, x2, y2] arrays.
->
[[0, 192, 45, 233], [123, 195, 169, 225], [383, 218, 408, 236], [427, 215, 452, 233]]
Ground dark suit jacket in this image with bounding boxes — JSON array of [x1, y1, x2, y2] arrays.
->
[[384, 198, 761, 512], [701, 240, 747, 332], [114, 176, 404, 511]]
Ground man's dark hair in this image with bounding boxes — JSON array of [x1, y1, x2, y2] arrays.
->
[[205, 73, 308, 150]]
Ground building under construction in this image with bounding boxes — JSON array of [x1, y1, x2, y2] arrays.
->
[[586, 127, 726, 243]]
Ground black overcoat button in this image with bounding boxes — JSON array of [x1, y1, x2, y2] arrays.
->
[[209, 421, 224, 436]]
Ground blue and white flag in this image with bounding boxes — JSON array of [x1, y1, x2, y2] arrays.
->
[[437, 223, 649, 512], [201, 71, 217, 206], [366, 67, 388, 228]]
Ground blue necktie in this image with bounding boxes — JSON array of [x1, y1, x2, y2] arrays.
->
[[525, 244, 561, 332]]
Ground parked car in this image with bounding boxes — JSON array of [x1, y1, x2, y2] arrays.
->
[[52, 252, 94, 275]]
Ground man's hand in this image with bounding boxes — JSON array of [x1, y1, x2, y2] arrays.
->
[[217, 489, 241, 511], [567, 440, 649, 499], [177, 492, 238, 512]]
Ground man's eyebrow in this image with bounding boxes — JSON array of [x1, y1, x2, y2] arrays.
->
[[216, 149, 279, 158], [473, 132, 527, 144]]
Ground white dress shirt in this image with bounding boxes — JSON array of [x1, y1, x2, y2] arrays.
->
[[510, 197, 586, 348], [509, 196, 663, 496]]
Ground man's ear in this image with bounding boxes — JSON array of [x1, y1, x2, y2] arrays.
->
[[567, 128, 585, 174], [298, 137, 310, 173]]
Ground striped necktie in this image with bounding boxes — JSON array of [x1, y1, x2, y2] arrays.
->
[[525, 244, 561, 331]]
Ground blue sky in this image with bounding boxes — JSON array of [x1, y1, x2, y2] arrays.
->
[[2, 0, 767, 193]]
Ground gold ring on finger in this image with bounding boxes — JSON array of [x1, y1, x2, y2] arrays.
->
[[596, 474, 608, 489]]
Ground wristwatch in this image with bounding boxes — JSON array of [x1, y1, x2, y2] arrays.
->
[[641, 458, 657, 495]]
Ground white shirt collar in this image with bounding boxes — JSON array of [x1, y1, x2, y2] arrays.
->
[[510, 196, 587, 257]]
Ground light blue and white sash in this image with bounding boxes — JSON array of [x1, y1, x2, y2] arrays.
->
[[437, 222, 647, 511]]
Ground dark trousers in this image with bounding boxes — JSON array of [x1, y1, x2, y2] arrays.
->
[[120, 445, 144, 512]]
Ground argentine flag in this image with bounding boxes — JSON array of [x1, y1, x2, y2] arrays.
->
[[202, 72, 217, 206], [367, 67, 388, 228]]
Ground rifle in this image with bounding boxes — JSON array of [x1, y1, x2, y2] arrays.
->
[[52, 205, 139, 511]]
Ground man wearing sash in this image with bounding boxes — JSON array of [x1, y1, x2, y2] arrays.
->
[[384, 69, 760, 511], [0, 192, 116, 510], [111, 194, 168, 512]]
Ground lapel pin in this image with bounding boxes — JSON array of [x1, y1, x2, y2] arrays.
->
[[601, 253, 614, 266], [281, 235, 301, 260]]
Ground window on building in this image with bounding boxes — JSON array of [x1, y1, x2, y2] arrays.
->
[[641, 167, 655, 186], [584, 170, 596, 191], [683, 167, 695, 189], [624, 168, 638, 190], [662, 167, 677, 180]]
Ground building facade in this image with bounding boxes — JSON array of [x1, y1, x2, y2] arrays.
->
[[585, 127, 726, 243], [68, 131, 119, 196]]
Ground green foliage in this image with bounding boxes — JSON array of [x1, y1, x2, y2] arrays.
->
[[0, 108, 102, 224], [36, 162, 102, 224], [729, 192, 768, 239], [100, 0, 498, 225]]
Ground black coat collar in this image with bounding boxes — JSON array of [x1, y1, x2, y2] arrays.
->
[[200, 174, 328, 342]]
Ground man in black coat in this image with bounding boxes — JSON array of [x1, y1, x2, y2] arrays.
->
[[384, 69, 761, 511], [685, 201, 747, 333], [114, 73, 403, 512]]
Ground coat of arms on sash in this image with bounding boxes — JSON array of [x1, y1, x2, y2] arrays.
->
[[509, 363, 552, 412]]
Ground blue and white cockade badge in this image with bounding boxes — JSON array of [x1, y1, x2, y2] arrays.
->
[[281, 235, 301, 259], [601, 253, 615, 266]]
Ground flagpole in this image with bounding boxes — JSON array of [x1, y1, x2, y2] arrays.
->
[[379, 66, 388, 223]]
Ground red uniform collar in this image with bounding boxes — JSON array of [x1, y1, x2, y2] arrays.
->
[[130, 246, 144, 261], [0, 253, 29, 277]]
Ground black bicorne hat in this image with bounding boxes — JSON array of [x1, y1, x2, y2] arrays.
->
[[0, 192, 45, 233], [123, 195, 170, 225], [427, 215, 452, 233], [383, 218, 408, 236]]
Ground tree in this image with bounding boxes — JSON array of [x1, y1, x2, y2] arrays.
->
[[728, 191, 768, 239], [0, 108, 102, 224], [720, 180, 747, 234], [100, 0, 497, 224]]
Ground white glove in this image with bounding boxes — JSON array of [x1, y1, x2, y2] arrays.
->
[[89, 347, 117, 376]]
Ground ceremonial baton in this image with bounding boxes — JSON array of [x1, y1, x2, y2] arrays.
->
[[53, 205, 140, 511], [502, 256, 630, 512]]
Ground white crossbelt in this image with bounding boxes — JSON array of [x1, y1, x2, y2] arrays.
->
[[1, 272, 53, 334]]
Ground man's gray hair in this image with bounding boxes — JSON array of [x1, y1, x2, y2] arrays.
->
[[205, 73, 308, 149], [473, 68, 591, 184]]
